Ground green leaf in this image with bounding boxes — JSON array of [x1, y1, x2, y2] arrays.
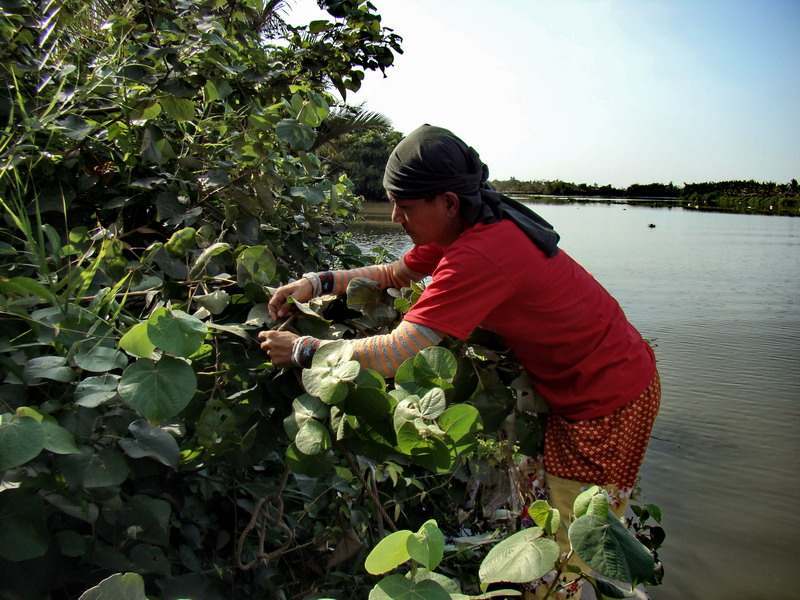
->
[[25, 355, 75, 383], [236, 245, 277, 287], [118, 357, 197, 422], [131, 100, 161, 123], [302, 342, 360, 405], [0, 491, 48, 561], [364, 530, 412, 575], [406, 519, 445, 571], [189, 242, 231, 278], [78, 572, 147, 600], [276, 118, 315, 151], [119, 419, 180, 468], [56, 115, 93, 140], [164, 227, 197, 256], [0, 415, 44, 470], [119, 323, 157, 359], [528, 500, 560, 536], [41, 418, 80, 454], [409, 568, 461, 593], [478, 528, 560, 587], [417, 387, 446, 420], [59, 447, 130, 488], [285, 443, 333, 477], [368, 574, 450, 600], [573, 485, 602, 519], [160, 96, 195, 121], [568, 514, 656, 584], [75, 373, 121, 407], [195, 290, 230, 315], [141, 125, 175, 165], [0, 276, 57, 304], [451, 591, 522, 600], [438, 404, 482, 444], [294, 419, 331, 456], [73, 342, 128, 372], [147, 308, 207, 357], [56, 530, 89, 557]]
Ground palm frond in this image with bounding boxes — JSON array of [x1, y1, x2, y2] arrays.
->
[[313, 104, 392, 150]]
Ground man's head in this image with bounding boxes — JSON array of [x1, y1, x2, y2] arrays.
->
[[383, 125, 489, 244], [388, 191, 462, 246]]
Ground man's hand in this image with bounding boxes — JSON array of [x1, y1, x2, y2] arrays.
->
[[258, 330, 299, 367], [267, 278, 314, 321]]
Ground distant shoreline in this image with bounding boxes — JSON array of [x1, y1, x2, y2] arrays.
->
[[356, 195, 798, 218]]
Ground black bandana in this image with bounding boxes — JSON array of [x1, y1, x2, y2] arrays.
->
[[383, 125, 560, 257]]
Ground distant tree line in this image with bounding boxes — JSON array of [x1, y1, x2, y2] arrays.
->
[[490, 177, 800, 215]]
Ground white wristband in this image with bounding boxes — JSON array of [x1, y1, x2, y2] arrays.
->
[[301, 272, 321, 297]]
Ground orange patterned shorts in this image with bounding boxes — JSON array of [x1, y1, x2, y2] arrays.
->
[[543, 370, 661, 490]]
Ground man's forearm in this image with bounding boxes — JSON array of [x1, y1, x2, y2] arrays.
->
[[304, 259, 424, 298]]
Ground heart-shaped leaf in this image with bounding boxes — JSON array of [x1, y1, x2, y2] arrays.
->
[[0, 415, 44, 470], [364, 530, 412, 575], [119, 323, 157, 359], [147, 308, 207, 358], [75, 373, 121, 407], [118, 419, 180, 468], [118, 357, 197, 422], [406, 519, 445, 571], [479, 527, 560, 587], [568, 513, 656, 583]]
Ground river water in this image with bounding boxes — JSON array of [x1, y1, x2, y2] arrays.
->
[[351, 202, 800, 600]]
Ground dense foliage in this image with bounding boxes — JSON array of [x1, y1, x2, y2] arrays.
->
[[492, 177, 800, 215], [324, 124, 404, 202], [0, 1, 664, 599]]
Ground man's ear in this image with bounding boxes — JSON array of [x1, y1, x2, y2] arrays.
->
[[442, 191, 460, 216]]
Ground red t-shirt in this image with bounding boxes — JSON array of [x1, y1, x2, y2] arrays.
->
[[402, 220, 656, 421]]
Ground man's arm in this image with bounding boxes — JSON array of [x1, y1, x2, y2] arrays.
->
[[267, 259, 424, 320], [261, 320, 443, 378]]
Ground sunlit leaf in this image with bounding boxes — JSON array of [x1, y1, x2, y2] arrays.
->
[[294, 419, 331, 455], [119, 323, 157, 359], [478, 527, 559, 587], [364, 530, 412, 575], [78, 572, 147, 600], [406, 519, 445, 571]]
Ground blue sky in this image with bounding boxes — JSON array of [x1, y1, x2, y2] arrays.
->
[[289, 1, 799, 187]]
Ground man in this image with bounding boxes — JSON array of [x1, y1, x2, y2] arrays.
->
[[259, 125, 660, 597]]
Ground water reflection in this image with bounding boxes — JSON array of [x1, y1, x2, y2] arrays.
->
[[351, 202, 800, 600]]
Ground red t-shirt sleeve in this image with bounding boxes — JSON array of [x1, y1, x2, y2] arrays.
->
[[404, 247, 515, 340], [402, 243, 445, 276]]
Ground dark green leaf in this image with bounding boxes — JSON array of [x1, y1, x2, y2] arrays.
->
[[276, 118, 315, 151], [160, 96, 195, 121], [119, 356, 197, 422], [75, 373, 120, 407], [119, 419, 180, 468], [0, 415, 44, 470], [147, 308, 207, 357], [59, 447, 130, 488], [568, 513, 656, 583], [368, 574, 450, 600], [0, 491, 48, 561]]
